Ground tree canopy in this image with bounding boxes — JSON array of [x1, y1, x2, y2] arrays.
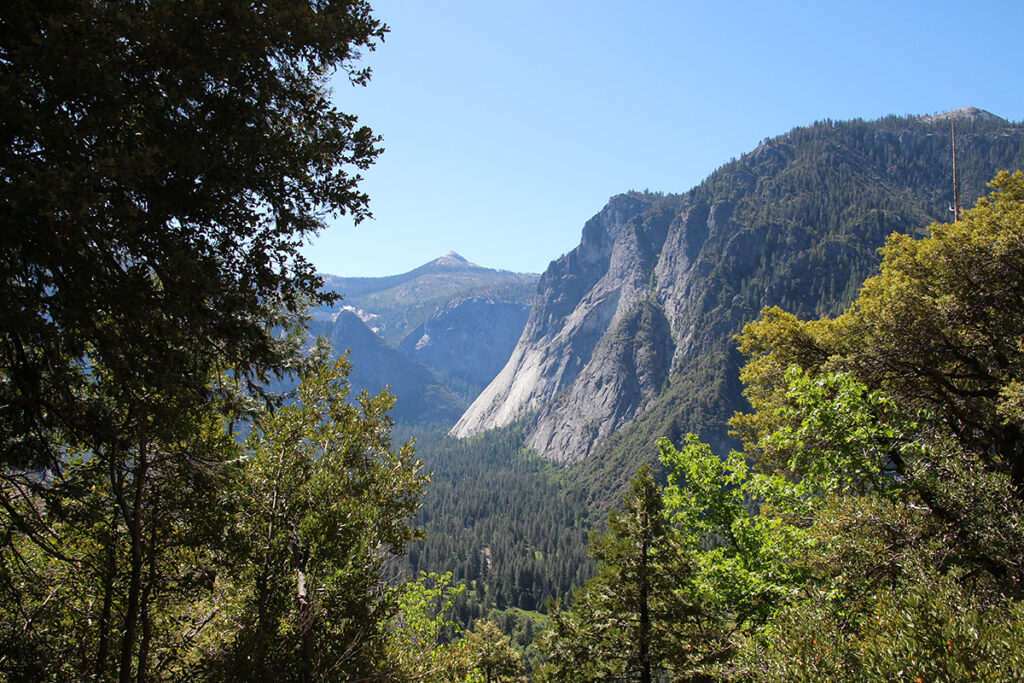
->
[[538, 173, 1024, 681], [540, 465, 701, 682], [735, 170, 1024, 489], [1, 0, 385, 469], [213, 357, 426, 681], [0, 3, 414, 681]]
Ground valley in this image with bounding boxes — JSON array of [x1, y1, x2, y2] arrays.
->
[[9, 1, 1024, 677], [318, 109, 1024, 652]]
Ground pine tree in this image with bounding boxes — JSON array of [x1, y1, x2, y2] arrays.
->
[[540, 465, 700, 681]]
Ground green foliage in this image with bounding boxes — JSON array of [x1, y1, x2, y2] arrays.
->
[[540, 465, 701, 682], [386, 571, 472, 681], [841, 171, 1024, 486], [396, 425, 593, 617], [465, 619, 522, 682], [657, 370, 1024, 681], [717, 174, 1024, 680], [651, 392, 914, 679], [1, 0, 385, 472], [0, 358, 427, 682], [0, 402, 239, 681], [210, 357, 427, 681], [853, 570, 1024, 682], [736, 171, 1024, 486], [575, 116, 1024, 511], [745, 570, 1024, 683], [659, 435, 808, 638]]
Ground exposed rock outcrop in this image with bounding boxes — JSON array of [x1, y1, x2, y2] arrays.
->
[[453, 111, 1024, 463], [400, 297, 532, 395], [452, 194, 664, 439]]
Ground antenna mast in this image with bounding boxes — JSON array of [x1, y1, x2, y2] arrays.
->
[[951, 117, 961, 222]]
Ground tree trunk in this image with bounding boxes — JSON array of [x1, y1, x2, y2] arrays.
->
[[114, 441, 149, 683], [93, 515, 117, 680], [136, 524, 158, 683], [254, 453, 284, 674], [297, 562, 315, 683], [639, 504, 651, 683]]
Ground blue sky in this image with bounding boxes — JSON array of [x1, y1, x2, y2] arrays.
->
[[303, 0, 1024, 278]]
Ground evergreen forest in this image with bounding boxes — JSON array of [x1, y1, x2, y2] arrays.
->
[[3, 1, 1024, 682]]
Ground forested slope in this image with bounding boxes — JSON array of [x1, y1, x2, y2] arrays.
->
[[453, 109, 1024, 515], [412, 112, 1024, 618], [538, 171, 1024, 681]]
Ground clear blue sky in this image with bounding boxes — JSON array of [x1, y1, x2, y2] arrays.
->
[[302, 0, 1024, 278]]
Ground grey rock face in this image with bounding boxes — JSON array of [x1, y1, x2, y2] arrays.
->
[[451, 194, 677, 452], [453, 112, 1024, 463], [523, 298, 673, 462], [451, 194, 661, 439], [400, 297, 532, 395]]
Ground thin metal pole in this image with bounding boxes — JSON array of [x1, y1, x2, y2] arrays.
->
[[951, 117, 961, 222]]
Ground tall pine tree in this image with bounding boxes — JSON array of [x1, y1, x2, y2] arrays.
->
[[540, 465, 700, 681]]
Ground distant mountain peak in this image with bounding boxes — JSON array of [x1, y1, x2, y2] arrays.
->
[[923, 107, 1006, 123], [432, 251, 476, 267]]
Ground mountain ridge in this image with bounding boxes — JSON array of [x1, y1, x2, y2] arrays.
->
[[310, 254, 540, 424], [453, 110, 1024, 469], [318, 251, 533, 302]]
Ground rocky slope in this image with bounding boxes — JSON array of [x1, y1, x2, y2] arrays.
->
[[309, 310, 464, 424], [453, 110, 1024, 464], [310, 253, 538, 424], [399, 297, 532, 396], [317, 252, 537, 346]]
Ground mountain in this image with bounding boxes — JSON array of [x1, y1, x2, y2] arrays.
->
[[452, 111, 1024, 476], [317, 251, 538, 345], [310, 253, 539, 424], [399, 297, 533, 396], [310, 310, 465, 425]]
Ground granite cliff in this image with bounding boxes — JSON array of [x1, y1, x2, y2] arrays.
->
[[453, 110, 1024, 465]]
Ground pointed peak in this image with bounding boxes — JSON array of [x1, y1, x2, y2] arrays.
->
[[431, 251, 478, 268]]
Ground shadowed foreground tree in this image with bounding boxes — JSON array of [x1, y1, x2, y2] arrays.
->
[[0, 1, 389, 680], [1, 0, 385, 471]]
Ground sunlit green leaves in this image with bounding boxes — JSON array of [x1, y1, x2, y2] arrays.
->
[[210, 357, 427, 680]]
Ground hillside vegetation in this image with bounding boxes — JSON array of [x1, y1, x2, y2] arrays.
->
[[402, 111, 1024, 622], [4, 4, 1022, 675], [538, 172, 1024, 681], [568, 111, 1024, 514]]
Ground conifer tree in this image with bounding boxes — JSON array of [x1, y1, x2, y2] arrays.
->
[[540, 465, 699, 682]]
